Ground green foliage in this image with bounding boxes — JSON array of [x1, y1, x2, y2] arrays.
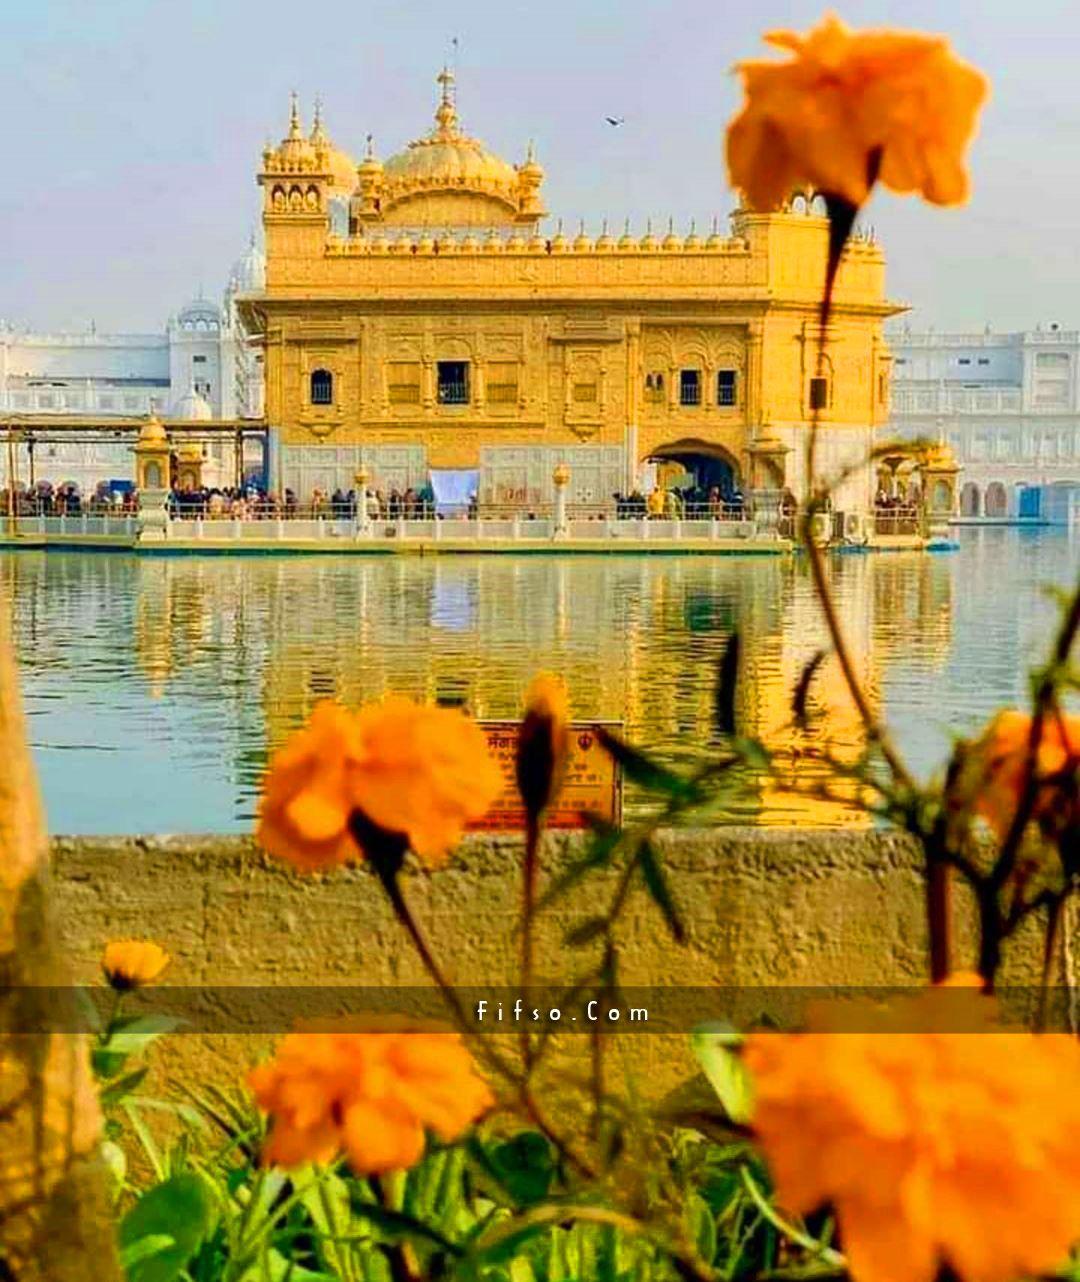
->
[[104, 1069, 844, 1282], [120, 1174, 217, 1282], [690, 1026, 755, 1126]]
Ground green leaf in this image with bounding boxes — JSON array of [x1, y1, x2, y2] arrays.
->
[[101, 1139, 127, 1196], [106, 1013, 183, 1056], [637, 840, 686, 943], [479, 1222, 555, 1267], [686, 1194, 718, 1266], [119, 1173, 216, 1282], [714, 633, 740, 735], [564, 916, 609, 948], [294, 1166, 356, 1277], [792, 650, 828, 728], [119, 1234, 178, 1272], [691, 1024, 755, 1125], [99, 1065, 150, 1106], [235, 1250, 335, 1282], [595, 728, 701, 803], [538, 818, 623, 910], [485, 1133, 556, 1207]]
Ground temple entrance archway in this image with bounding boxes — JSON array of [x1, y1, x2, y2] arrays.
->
[[985, 482, 1008, 518], [644, 440, 742, 499], [959, 481, 981, 517]]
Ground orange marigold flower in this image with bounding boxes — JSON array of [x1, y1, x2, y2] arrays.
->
[[258, 701, 368, 872], [967, 709, 1080, 839], [516, 672, 570, 821], [745, 985, 1080, 1282], [249, 1030, 494, 1174], [102, 940, 170, 990], [726, 13, 989, 211], [349, 695, 502, 864], [258, 696, 501, 871]]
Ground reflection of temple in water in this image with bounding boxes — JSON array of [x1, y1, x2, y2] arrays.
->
[[1, 551, 955, 827]]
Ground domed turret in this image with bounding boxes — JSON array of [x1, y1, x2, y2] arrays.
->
[[274, 93, 317, 170], [229, 234, 266, 293], [308, 98, 358, 193], [662, 218, 683, 251], [173, 298, 222, 333], [366, 69, 545, 228], [169, 386, 213, 422]]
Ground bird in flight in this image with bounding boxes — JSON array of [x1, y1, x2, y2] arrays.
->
[[605, 116, 625, 127]]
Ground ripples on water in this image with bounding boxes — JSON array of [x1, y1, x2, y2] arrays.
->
[[1, 527, 1075, 833]]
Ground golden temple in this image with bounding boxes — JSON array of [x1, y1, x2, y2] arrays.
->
[[239, 71, 902, 516]]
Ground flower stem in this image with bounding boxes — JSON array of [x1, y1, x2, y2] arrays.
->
[[521, 812, 540, 1070], [927, 857, 952, 984]]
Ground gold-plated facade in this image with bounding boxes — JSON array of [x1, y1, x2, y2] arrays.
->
[[243, 77, 902, 511]]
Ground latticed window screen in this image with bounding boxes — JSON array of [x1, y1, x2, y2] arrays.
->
[[437, 361, 470, 405], [679, 369, 701, 406], [310, 368, 333, 405], [717, 369, 737, 407]]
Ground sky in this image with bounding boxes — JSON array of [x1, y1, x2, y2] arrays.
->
[[1, 0, 1077, 334]]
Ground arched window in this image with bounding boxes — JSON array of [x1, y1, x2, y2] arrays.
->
[[310, 369, 333, 406]]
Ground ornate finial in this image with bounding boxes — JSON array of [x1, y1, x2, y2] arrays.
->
[[711, 215, 719, 234], [365, 132, 375, 158], [310, 95, 326, 144], [601, 217, 608, 234], [434, 65, 458, 136], [288, 91, 302, 139], [646, 217, 653, 234], [667, 216, 674, 233], [578, 218, 585, 234], [689, 218, 696, 234], [624, 217, 631, 234]]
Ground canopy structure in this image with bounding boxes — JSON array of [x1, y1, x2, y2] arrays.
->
[[429, 468, 479, 514]]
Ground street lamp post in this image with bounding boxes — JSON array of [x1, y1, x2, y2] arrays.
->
[[552, 462, 570, 539], [354, 465, 371, 539]]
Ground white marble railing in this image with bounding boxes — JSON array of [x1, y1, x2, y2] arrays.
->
[[891, 387, 1024, 415]]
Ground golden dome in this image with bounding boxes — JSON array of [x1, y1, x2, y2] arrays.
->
[[377, 69, 534, 224], [138, 415, 168, 446]]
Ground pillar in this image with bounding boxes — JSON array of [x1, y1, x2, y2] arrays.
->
[[553, 462, 570, 539], [354, 465, 370, 539], [133, 416, 172, 543]]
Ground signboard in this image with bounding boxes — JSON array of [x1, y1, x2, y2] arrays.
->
[[470, 721, 623, 831]]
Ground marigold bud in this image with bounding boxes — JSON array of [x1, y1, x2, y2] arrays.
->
[[515, 672, 570, 823]]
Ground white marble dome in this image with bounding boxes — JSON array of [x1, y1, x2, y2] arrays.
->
[[229, 237, 266, 293], [169, 387, 213, 421]]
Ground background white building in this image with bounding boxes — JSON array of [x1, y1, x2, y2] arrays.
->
[[0, 239, 265, 493], [888, 324, 1080, 524]]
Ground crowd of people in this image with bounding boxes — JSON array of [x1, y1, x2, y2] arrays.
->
[[1, 477, 811, 526], [613, 484, 748, 520], [0, 481, 137, 517]]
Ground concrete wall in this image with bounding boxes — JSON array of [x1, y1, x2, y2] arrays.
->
[[48, 830, 1066, 1100]]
